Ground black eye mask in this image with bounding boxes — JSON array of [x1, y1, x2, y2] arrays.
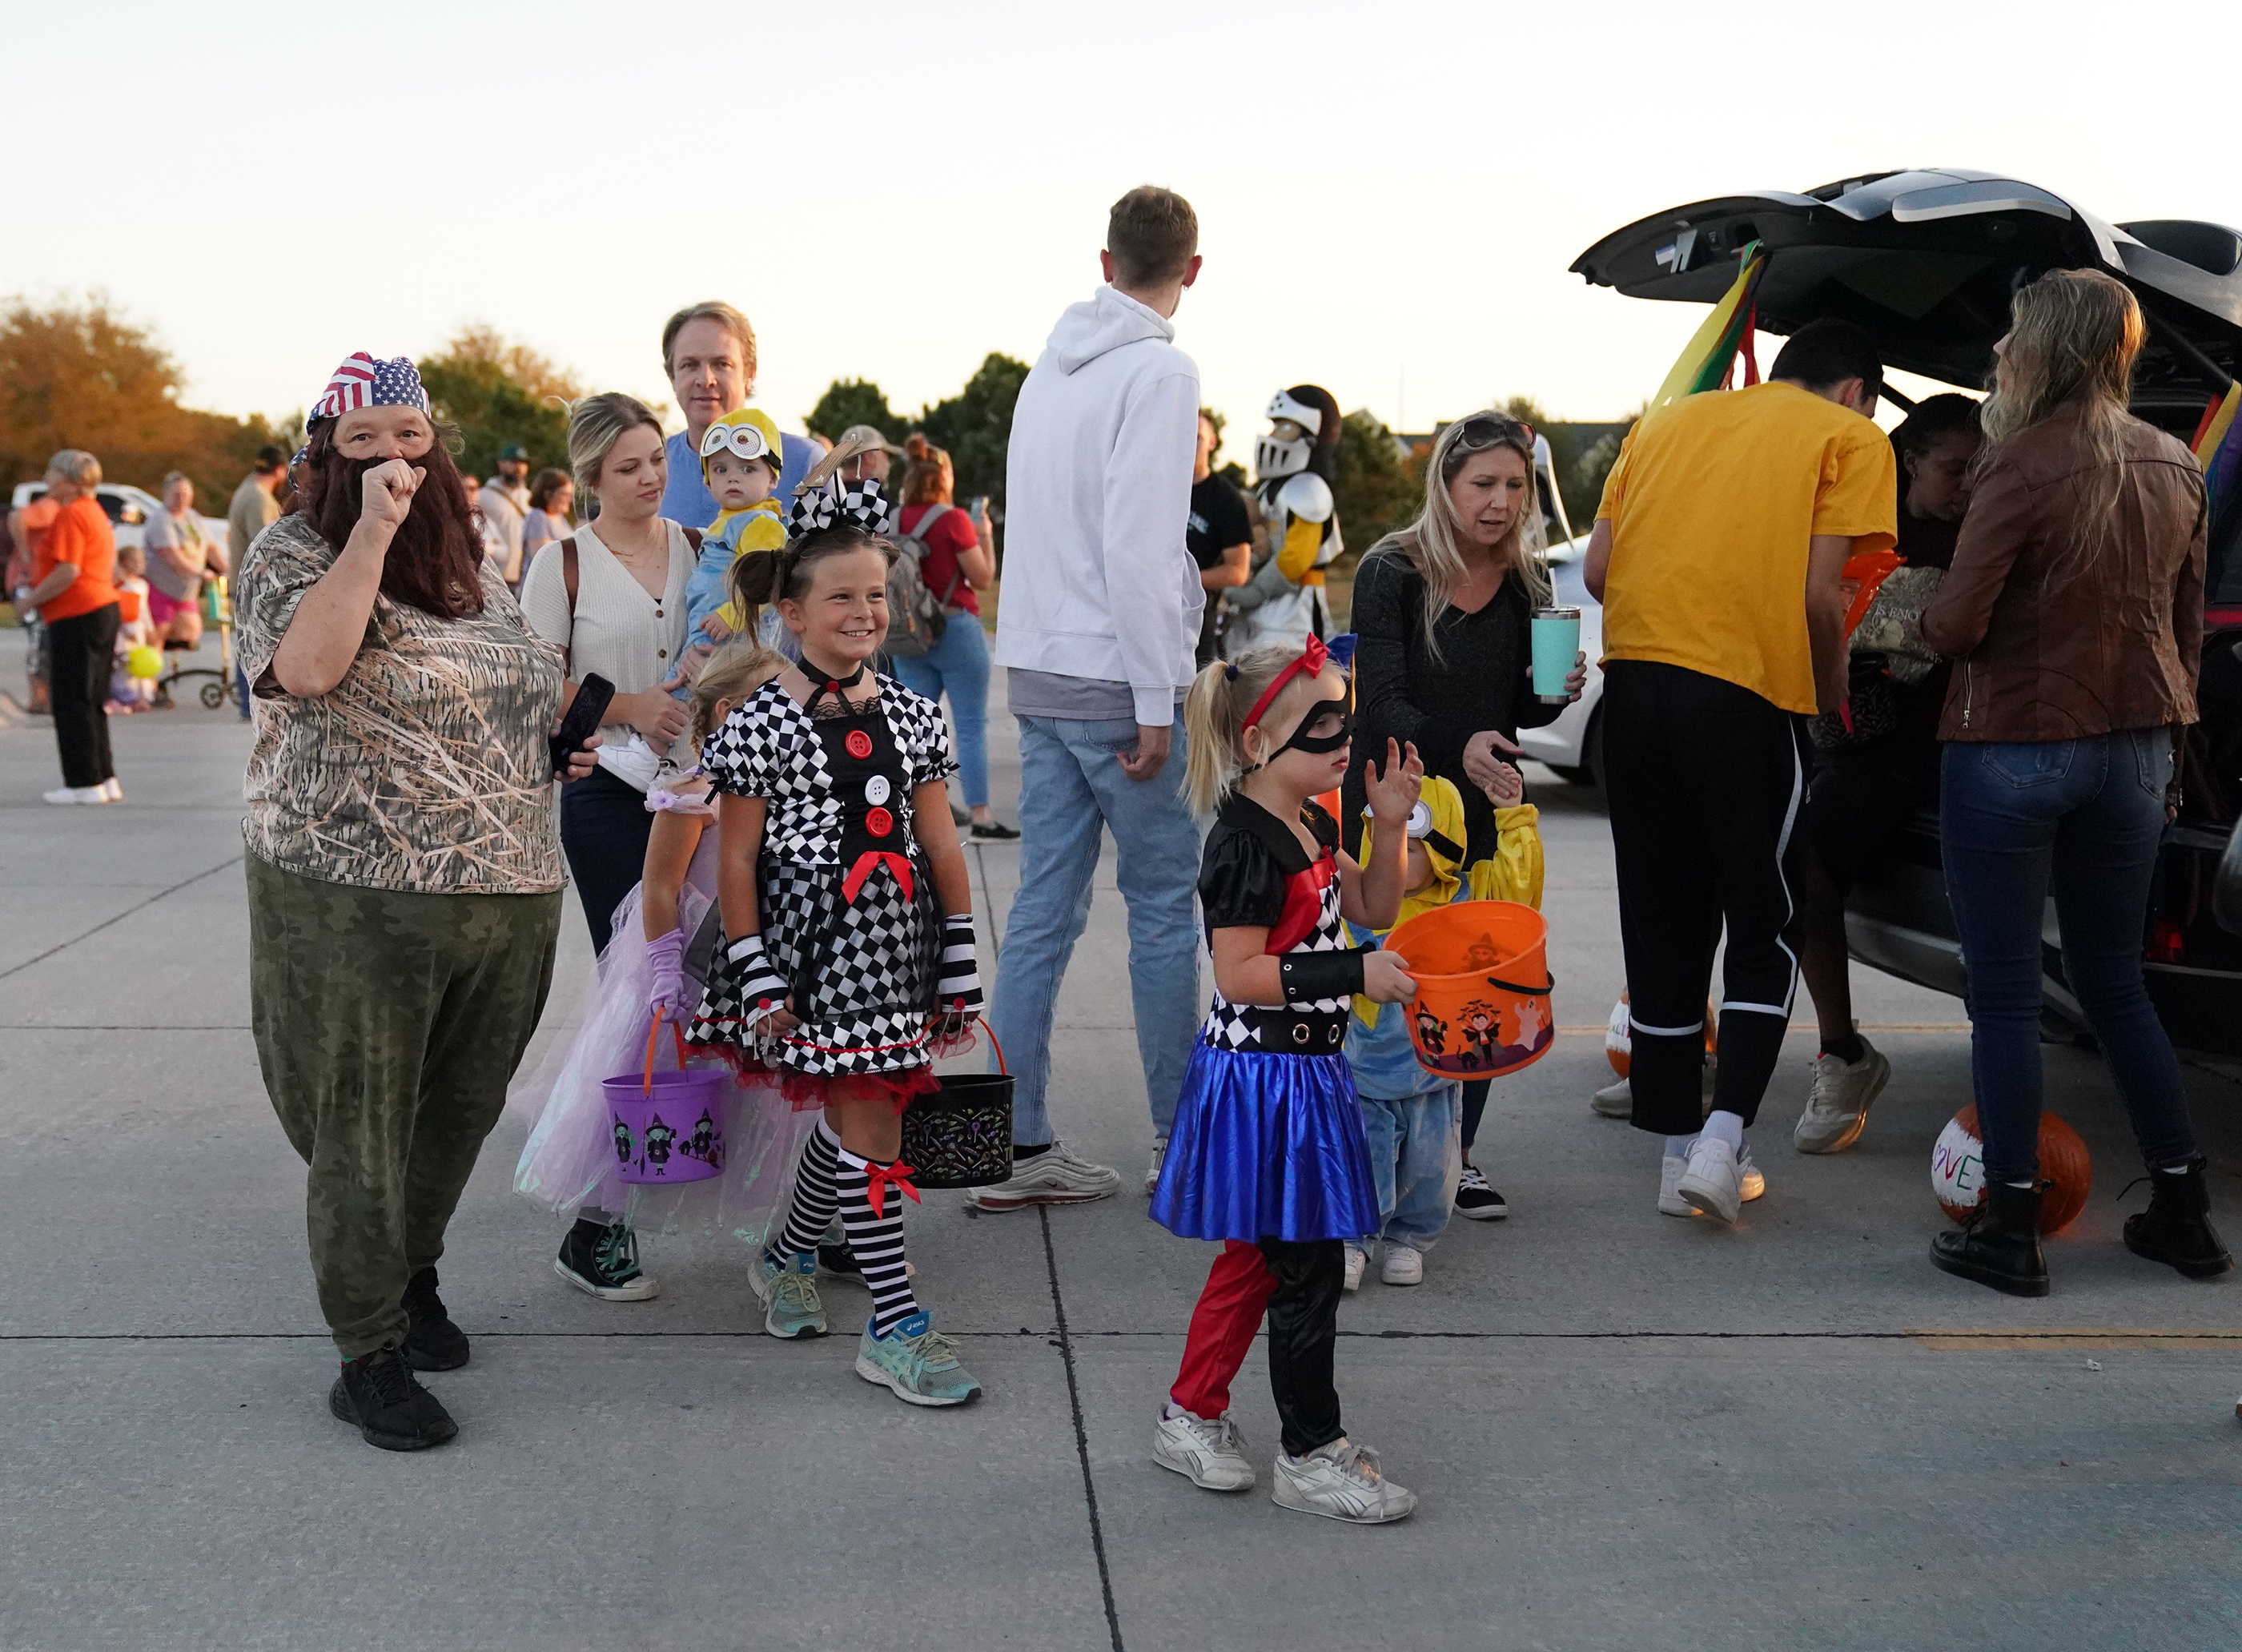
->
[[1262, 696, 1353, 761]]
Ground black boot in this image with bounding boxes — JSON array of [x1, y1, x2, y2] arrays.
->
[[327, 1347, 458, 1451], [1931, 1181, 2050, 1296], [401, 1265, 470, 1371], [2123, 1159, 2233, 1279]]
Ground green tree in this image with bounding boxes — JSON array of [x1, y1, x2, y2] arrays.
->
[[416, 324, 583, 481], [0, 292, 290, 506], [804, 379, 905, 444], [915, 353, 1031, 517], [1331, 408, 1421, 564], [1562, 404, 1644, 533]]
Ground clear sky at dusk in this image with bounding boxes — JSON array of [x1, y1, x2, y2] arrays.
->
[[6, 0, 2232, 442]]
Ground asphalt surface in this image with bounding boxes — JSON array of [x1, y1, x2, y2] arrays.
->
[[2, 635, 2238, 1651]]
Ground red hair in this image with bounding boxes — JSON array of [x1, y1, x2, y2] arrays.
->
[[899, 432, 953, 506]]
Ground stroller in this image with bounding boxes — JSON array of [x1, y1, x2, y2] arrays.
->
[[155, 576, 237, 711]]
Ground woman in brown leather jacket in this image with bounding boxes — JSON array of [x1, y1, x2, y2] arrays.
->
[[1922, 268, 2228, 1296]]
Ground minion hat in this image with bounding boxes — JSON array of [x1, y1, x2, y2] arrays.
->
[[1360, 774, 1469, 920], [698, 407, 786, 484]]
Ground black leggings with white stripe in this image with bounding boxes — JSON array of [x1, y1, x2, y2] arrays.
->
[[1602, 661, 1809, 1137]]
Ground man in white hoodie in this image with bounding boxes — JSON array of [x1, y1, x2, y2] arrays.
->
[[969, 187, 1207, 1211]]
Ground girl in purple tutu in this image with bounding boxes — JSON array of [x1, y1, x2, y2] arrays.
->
[[511, 638, 805, 1300], [1147, 634, 1426, 1524]]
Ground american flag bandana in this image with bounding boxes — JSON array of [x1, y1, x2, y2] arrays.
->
[[307, 352, 431, 431]]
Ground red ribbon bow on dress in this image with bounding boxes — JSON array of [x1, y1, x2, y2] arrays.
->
[[865, 1159, 922, 1221], [1243, 634, 1330, 731]]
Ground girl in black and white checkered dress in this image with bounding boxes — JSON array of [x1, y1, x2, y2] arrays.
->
[[687, 478, 987, 1409]]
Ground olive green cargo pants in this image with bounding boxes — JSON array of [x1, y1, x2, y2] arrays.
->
[[247, 854, 561, 1358]]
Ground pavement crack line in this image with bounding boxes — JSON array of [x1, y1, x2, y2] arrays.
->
[[1039, 1204, 1125, 1652], [0, 852, 243, 983]]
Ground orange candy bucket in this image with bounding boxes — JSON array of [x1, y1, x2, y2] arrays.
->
[[1384, 901, 1555, 1080]]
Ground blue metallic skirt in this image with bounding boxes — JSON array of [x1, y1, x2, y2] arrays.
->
[[1150, 1042, 1380, 1244]]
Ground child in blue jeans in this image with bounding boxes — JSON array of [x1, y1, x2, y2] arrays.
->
[[1344, 774, 1543, 1288]]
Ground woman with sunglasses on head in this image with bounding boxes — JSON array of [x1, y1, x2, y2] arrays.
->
[[1344, 413, 1586, 1219]]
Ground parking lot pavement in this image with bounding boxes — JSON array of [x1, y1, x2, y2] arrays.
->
[[3, 661, 2238, 1651]]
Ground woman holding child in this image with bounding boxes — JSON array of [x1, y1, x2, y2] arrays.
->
[[1344, 412, 1585, 1224]]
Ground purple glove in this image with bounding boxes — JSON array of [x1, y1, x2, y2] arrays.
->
[[646, 928, 688, 1019]]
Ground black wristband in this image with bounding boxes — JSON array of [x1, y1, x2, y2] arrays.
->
[[1278, 947, 1368, 1003]]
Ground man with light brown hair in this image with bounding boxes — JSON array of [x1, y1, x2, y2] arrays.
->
[[656, 300, 815, 527]]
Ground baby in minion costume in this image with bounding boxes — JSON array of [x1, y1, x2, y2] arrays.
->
[[1341, 774, 1543, 1288], [679, 407, 790, 687]]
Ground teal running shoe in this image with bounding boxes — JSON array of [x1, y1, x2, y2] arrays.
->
[[752, 1251, 827, 1340], [854, 1311, 982, 1407]]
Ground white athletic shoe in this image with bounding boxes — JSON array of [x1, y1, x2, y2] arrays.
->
[[1144, 1139, 1166, 1196], [1661, 1144, 1765, 1216], [1793, 1037, 1891, 1155], [1380, 1244, 1424, 1287], [964, 1139, 1120, 1211], [1343, 1245, 1367, 1292], [1152, 1407, 1256, 1491], [42, 784, 109, 806], [1271, 1438, 1416, 1524], [98, 778, 123, 802], [1674, 1136, 1745, 1224]]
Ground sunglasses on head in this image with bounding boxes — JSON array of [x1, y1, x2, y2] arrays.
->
[[699, 422, 775, 464], [1454, 414, 1533, 450]]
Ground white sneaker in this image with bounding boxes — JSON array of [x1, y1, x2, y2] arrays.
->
[[1271, 1438, 1416, 1524], [1661, 1144, 1766, 1216], [1674, 1136, 1744, 1224], [1793, 1036, 1891, 1155], [98, 778, 123, 802], [42, 784, 110, 806], [1380, 1245, 1424, 1287], [964, 1139, 1120, 1211], [1153, 1406, 1256, 1491], [1342, 1245, 1367, 1292], [1144, 1139, 1166, 1196], [1590, 1075, 1633, 1117]]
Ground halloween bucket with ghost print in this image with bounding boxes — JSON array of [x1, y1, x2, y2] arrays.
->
[[1384, 901, 1555, 1080], [603, 1014, 733, 1185]]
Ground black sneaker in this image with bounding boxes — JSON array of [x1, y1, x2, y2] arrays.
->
[[970, 820, 1021, 841], [555, 1217, 661, 1300], [1454, 1164, 1509, 1220], [401, 1265, 469, 1372], [327, 1346, 458, 1452], [818, 1239, 866, 1284]]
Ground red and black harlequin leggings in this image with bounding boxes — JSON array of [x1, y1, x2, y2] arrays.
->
[[1170, 1237, 1345, 1458]]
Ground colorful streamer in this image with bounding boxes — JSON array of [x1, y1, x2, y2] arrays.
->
[[2191, 380, 2240, 525], [1647, 241, 1769, 412]]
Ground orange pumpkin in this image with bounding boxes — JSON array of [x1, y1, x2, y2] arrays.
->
[[1604, 991, 1718, 1079], [1930, 1104, 2091, 1233]]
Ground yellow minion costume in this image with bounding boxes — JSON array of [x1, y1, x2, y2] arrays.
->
[[685, 408, 790, 639]]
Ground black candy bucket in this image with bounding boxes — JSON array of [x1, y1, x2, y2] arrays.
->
[[901, 1017, 1015, 1188]]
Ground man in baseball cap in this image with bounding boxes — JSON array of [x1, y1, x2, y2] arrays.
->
[[480, 444, 532, 583]]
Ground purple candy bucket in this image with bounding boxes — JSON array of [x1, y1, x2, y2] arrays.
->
[[603, 1019, 731, 1184]]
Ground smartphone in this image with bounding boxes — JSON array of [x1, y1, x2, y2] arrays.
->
[[968, 496, 990, 525], [549, 672, 614, 777]]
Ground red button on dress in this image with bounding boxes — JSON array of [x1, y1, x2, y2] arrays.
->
[[845, 730, 874, 760], [866, 806, 894, 838]]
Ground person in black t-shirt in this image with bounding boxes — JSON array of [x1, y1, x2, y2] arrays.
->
[[1186, 411, 1254, 666]]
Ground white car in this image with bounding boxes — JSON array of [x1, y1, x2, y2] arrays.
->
[[1515, 533, 1607, 786], [10, 480, 163, 553]]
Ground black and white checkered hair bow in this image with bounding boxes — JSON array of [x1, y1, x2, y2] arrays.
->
[[786, 476, 898, 540]]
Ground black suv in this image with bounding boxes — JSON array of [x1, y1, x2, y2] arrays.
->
[[1572, 170, 2242, 1055]]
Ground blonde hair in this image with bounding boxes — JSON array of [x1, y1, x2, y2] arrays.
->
[[46, 449, 101, 488], [689, 637, 786, 746], [661, 301, 757, 380], [1979, 268, 2145, 565], [1181, 644, 1309, 818], [567, 392, 664, 496], [1369, 412, 1553, 665]]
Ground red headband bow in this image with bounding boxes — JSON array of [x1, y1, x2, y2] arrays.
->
[[1244, 635, 1331, 731]]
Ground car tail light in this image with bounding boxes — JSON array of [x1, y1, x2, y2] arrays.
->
[[2145, 918, 2187, 963]]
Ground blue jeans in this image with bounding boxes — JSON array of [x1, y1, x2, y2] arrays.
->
[[1358, 1085, 1460, 1250], [889, 617, 993, 809], [1940, 730, 2198, 1185], [989, 714, 1203, 1142]]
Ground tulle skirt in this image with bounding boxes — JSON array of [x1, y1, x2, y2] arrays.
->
[[509, 882, 816, 1245], [1150, 1041, 1380, 1244]]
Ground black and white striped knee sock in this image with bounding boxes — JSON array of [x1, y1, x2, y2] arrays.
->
[[773, 1122, 843, 1260], [836, 1148, 922, 1336]]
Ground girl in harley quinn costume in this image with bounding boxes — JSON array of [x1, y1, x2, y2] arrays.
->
[[1148, 635, 1426, 1523], [689, 476, 986, 1409]]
